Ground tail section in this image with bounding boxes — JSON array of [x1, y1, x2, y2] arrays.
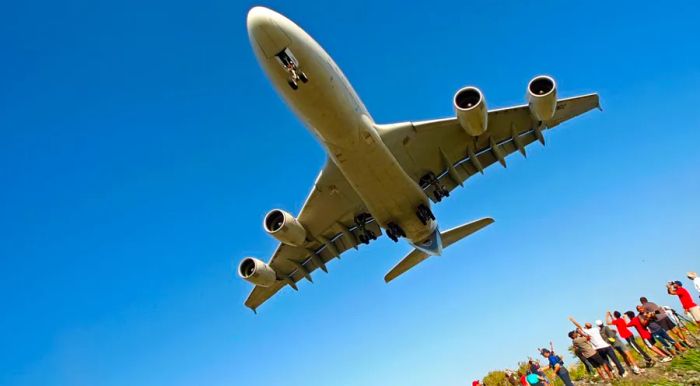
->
[[384, 217, 494, 283]]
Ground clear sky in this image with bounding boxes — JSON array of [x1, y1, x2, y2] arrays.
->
[[2, 1, 700, 385]]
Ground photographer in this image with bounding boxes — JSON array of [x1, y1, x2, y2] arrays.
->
[[667, 281, 700, 322]]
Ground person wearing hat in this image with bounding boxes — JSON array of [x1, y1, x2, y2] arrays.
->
[[597, 319, 642, 374], [539, 342, 574, 386], [668, 280, 700, 322], [569, 316, 627, 378], [688, 272, 700, 295]]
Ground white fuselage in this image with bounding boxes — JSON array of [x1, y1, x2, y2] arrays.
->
[[247, 7, 436, 246]]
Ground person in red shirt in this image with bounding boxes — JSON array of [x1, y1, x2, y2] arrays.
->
[[624, 311, 672, 361], [606, 310, 654, 367], [668, 281, 700, 322]]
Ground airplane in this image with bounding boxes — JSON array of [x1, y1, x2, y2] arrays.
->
[[239, 6, 600, 312]]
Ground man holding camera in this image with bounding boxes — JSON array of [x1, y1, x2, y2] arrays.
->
[[668, 280, 700, 323]]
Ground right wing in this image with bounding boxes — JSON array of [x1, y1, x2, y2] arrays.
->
[[377, 94, 600, 199], [243, 160, 382, 312]]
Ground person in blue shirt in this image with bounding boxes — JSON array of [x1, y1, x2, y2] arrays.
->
[[539, 342, 574, 386]]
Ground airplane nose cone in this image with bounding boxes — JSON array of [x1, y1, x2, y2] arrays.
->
[[246, 6, 291, 58], [246, 6, 272, 32]]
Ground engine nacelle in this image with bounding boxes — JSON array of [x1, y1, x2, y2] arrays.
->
[[238, 257, 277, 287], [527, 75, 557, 122], [453, 86, 488, 136], [263, 209, 307, 247]]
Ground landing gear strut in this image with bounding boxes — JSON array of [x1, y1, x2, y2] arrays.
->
[[416, 204, 435, 225], [354, 213, 377, 245], [420, 172, 450, 202], [385, 222, 406, 243], [278, 50, 309, 91]]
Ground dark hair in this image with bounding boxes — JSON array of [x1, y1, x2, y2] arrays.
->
[[568, 331, 576, 339], [613, 311, 622, 318], [640, 297, 648, 303], [625, 311, 635, 319]]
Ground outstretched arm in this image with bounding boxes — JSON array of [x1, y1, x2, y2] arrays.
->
[[568, 316, 583, 330], [605, 311, 614, 325]]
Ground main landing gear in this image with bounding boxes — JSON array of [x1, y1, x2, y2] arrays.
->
[[354, 213, 377, 245], [420, 172, 450, 202], [385, 222, 406, 243], [416, 204, 435, 226]]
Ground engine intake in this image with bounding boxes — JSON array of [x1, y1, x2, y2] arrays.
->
[[263, 209, 307, 247], [527, 75, 557, 122], [238, 257, 277, 287], [454, 86, 488, 136]]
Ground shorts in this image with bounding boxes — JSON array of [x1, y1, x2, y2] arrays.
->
[[586, 353, 606, 368], [687, 306, 700, 323], [657, 317, 676, 331]]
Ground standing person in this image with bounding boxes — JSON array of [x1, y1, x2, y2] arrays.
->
[[640, 296, 691, 346], [607, 310, 655, 367], [688, 272, 700, 296], [569, 316, 626, 378], [668, 281, 700, 323], [644, 311, 686, 355], [569, 330, 614, 382], [597, 320, 642, 374], [540, 342, 574, 386], [625, 310, 673, 362]]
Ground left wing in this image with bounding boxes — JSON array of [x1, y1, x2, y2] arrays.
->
[[377, 94, 601, 200], [243, 160, 382, 312]]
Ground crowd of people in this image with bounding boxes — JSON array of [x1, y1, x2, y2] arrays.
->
[[472, 271, 700, 386]]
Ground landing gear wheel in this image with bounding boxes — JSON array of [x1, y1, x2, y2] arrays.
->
[[416, 204, 435, 225], [367, 230, 377, 241], [358, 234, 369, 245], [299, 71, 308, 83], [386, 222, 405, 242], [288, 79, 298, 90]]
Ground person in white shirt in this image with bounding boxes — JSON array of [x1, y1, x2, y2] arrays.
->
[[569, 316, 627, 377], [687, 272, 700, 296]]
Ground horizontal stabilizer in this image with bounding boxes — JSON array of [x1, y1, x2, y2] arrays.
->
[[384, 217, 494, 283]]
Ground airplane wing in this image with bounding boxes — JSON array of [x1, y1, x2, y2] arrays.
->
[[243, 159, 382, 312], [377, 94, 600, 200]]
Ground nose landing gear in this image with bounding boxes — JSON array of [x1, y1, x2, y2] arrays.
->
[[276, 49, 308, 91], [354, 213, 377, 245], [386, 222, 406, 243], [416, 204, 435, 226], [420, 172, 450, 202]]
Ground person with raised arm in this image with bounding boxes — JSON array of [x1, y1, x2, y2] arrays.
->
[[569, 316, 626, 378], [538, 341, 574, 386], [606, 310, 655, 367]]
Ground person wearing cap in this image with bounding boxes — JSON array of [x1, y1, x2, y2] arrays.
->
[[568, 329, 614, 382], [668, 280, 700, 323], [606, 310, 655, 367], [569, 316, 626, 378], [539, 342, 574, 386], [597, 318, 642, 374], [688, 272, 700, 295]]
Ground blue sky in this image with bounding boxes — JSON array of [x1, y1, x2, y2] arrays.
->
[[2, 0, 700, 385]]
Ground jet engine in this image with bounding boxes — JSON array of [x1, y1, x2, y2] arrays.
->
[[526, 75, 557, 122], [263, 209, 307, 247], [453, 86, 488, 136], [238, 257, 277, 287]]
